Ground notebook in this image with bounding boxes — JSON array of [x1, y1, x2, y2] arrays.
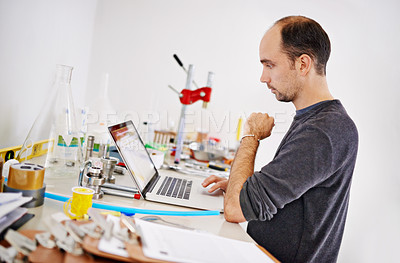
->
[[108, 120, 224, 212]]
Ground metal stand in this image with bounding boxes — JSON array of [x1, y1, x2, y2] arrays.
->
[[83, 166, 105, 199], [101, 157, 118, 183], [174, 64, 194, 164]]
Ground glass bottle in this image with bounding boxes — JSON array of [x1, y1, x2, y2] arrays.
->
[[18, 64, 83, 178]]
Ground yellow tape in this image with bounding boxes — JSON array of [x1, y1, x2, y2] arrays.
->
[[64, 186, 94, 220]]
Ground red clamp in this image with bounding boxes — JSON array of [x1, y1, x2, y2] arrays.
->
[[179, 87, 212, 105]]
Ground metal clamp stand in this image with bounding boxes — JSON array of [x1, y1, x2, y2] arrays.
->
[[100, 157, 118, 183], [83, 166, 105, 199], [174, 64, 194, 164]]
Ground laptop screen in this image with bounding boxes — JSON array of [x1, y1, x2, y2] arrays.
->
[[108, 121, 157, 191]]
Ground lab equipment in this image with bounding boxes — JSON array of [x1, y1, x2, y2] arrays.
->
[[85, 73, 115, 158], [84, 135, 94, 161], [78, 159, 139, 199], [174, 64, 194, 164], [100, 156, 118, 183], [171, 55, 214, 164], [82, 166, 105, 199], [173, 54, 200, 89], [203, 71, 214, 109], [17, 64, 83, 178]]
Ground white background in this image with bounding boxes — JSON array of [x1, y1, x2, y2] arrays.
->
[[0, 0, 399, 262]]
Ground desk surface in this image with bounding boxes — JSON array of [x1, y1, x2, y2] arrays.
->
[[21, 167, 254, 243], [12, 163, 284, 263]]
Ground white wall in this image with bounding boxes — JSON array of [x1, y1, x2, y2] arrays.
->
[[1, 0, 399, 262], [0, 0, 97, 148]]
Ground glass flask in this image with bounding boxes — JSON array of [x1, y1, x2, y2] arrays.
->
[[85, 73, 115, 160], [17, 64, 83, 178]]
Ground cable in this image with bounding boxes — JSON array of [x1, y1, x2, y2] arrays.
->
[[44, 192, 220, 216]]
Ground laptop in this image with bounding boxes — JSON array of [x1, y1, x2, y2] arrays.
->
[[108, 120, 224, 212]]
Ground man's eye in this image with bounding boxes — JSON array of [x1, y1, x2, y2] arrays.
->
[[265, 64, 273, 68]]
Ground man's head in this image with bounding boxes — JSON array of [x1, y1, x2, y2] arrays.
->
[[275, 16, 331, 76], [259, 16, 331, 104]]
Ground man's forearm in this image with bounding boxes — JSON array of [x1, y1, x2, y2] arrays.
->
[[224, 137, 259, 222]]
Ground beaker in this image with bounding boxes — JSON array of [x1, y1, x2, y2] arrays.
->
[[17, 64, 83, 178]]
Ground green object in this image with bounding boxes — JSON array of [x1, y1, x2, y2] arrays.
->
[[145, 142, 168, 152]]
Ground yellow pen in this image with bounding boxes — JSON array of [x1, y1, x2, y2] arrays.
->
[[236, 117, 243, 142]]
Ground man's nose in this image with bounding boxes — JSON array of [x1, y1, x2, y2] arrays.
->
[[260, 68, 271, 84]]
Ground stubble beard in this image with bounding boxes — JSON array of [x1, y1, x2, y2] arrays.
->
[[268, 84, 298, 102], [269, 76, 302, 103]]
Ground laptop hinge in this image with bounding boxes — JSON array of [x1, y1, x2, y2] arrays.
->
[[142, 171, 160, 198]]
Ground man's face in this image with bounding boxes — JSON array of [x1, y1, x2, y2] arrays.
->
[[259, 26, 302, 102]]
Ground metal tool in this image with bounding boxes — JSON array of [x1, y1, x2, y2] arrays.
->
[[174, 64, 194, 164], [83, 166, 105, 199], [101, 156, 118, 183], [85, 135, 95, 161], [78, 160, 92, 186], [102, 182, 137, 192], [173, 54, 200, 89], [171, 55, 214, 164], [99, 143, 109, 158]]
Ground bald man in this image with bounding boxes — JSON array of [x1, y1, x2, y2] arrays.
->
[[203, 16, 358, 262]]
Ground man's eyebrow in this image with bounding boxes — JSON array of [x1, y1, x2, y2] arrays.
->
[[260, 59, 274, 64]]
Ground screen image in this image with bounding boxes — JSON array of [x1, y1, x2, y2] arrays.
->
[[109, 121, 156, 190]]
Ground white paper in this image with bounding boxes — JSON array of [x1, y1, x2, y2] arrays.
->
[[0, 192, 23, 205], [0, 207, 28, 234], [0, 195, 32, 219], [97, 214, 129, 258], [98, 236, 129, 258], [135, 218, 275, 263]]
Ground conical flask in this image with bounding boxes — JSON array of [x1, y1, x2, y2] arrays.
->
[[17, 64, 83, 178]]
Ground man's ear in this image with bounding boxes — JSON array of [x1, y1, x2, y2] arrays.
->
[[296, 54, 312, 76]]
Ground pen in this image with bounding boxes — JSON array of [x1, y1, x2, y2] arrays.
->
[[207, 164, 228, 172]]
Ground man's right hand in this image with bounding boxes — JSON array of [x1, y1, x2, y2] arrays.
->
[[243, 113, 275, 141], [202, 175, 228, 193]]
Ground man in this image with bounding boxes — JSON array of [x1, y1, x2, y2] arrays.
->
[[202, 16, 358, 262]]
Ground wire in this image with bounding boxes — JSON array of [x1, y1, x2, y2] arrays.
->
[[44, 192, 220, 216]]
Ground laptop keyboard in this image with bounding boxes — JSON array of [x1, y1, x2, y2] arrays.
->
[[156, 176, 192, 200]]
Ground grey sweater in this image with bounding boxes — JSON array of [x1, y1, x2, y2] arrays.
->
[[240, 100, 358, 263]]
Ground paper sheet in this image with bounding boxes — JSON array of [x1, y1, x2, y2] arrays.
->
[[97, 214, 129, 258], [0, 207, 28, 234], [0, 194, 32, 219], [135, 218, 275, 263]]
